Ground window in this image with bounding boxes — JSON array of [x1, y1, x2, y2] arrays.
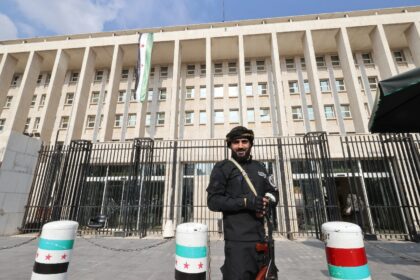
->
[[228, 84, 238, 97], [229, 109, 239, 123], [145, 113, 151, 126], [362, 53, 373, 65], [65, 93, 74, 105], [364, 103, 371, 117], [358, 77, 364, 90], [37, 74, 43, 85], [44, 73, 51, 86], [307, 106, 314, 120], [291, 106, 303, 120], [331, 55, 340, 67], [185, 111, 194, 125], [324, 105, 335, 119], [0, 119, 5, 132], [86, 115, 95, 128], [127, 114, 136, 127], [247, 108, 255, 122], [288, 81, 299, 94], [129, 90, 137, 101], [147, 89, 154, 101], [258, 82, 267, 95], [245, 83, 253, 96], [228, 62, 237, 74], [70, 72, 79, 83], [199, 86, 206, 99], [11, 74, 20, 87], [114, 114, 123, 127], [320, 79, 330, 92], [150, 67, 155, 77], [335, 79, 345, 92], [340, 104, 351, 118], [33, 117, 40, 131], [300, 57, 306, 69], [214, 85, 224, 98], [214, 63, 223, 75], [95, 70, 104, 82], [186, 87, 195, 99], [160, 66, 168, 78], [304, 80, 310, 93], [200, 64, 206, 76], [260, 108, 270, 122], [118, 90, 126, 102], [121, 69, 129, 79], [4, 96, 12, 108], [24, 118, 30, 132], [368, 76, 377, 90], [31, 95, 37, 107], [256, 60, 265, 71], [199, 111, 207, 124], [285, 58, 295, 70], [156, 112, 165, 125], [187, 64, 195, 76], [59, 116, 69, 129], [90, 91, 100, 104], [214, 110, 224, 124], [159, 88, 167, 100], [39, 94, 46, 106], [393, 51, 406, 63], [245, 61, 251, 73], [316, 56, 326, 68]]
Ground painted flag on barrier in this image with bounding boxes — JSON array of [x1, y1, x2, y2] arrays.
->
[[135, 33, 154, 102]]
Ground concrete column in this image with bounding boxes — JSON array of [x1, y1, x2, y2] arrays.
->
[[0, 54, 17, 113], [149, 66, 161, 138], [169, 39, 181, 140], [39, 49, 69, 143], [295, 56, 310, 133], [9, 51, 42, 132], [303, 30, 327, 132], [405, 22, 420, 67], [205, 36, 213, 138], [270, 32, 288, 136], [370, 24, 397, 79], [238, 34, 247, 127], [66, 47, 96, 143], [355, 53, 375, 109], [336, 28, 369, 133], [100, 45, 123, 142]]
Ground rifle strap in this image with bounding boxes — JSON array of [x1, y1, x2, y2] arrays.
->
[[229, 158, 257, 196]]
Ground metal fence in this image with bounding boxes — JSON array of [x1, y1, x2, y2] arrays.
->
[[21, 133, 420, 241]]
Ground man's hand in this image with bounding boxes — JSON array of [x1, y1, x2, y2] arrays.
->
[[244, 194, 265, 213], [256, 197, 269, 218]]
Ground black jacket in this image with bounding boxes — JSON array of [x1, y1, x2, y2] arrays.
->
[[207, 158, 279, 241]]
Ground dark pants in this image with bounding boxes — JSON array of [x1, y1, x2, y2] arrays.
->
[[221, 240, 264, 280]]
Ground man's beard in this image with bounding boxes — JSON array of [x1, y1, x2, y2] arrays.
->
[[231, 148, 251, 163]]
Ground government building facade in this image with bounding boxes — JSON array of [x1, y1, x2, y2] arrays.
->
[[0, 7, 419, 240]]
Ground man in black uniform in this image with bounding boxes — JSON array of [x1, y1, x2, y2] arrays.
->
[[207, 126, 279, 280]]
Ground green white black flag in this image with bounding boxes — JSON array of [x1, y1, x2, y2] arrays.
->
[[135, 33, 153, 102]]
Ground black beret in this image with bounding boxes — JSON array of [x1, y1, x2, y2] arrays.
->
[[226, 126, 254, 146]]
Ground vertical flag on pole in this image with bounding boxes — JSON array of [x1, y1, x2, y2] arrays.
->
[[135, 33, 154, 102]]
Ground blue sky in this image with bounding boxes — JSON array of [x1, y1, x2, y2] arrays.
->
[[0, 0, 419, 40]]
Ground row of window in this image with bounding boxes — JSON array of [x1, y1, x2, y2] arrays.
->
[[291, 105, 352, 120], [287, 76, 377, 94]]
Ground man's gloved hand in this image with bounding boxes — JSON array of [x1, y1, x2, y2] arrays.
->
[[244, 194, 265, 212]]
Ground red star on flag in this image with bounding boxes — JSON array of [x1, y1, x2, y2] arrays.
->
[[45, 254, 52, 261], [198, 262, 203, 269], [36, 252, 39, 259], [175, 259, 178, 265], [141, 44, 145, 48], [61, 254, 67, 260], [183, 262, 189, 269]]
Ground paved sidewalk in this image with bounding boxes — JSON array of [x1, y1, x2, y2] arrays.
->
[[1, 235, 420, 279]]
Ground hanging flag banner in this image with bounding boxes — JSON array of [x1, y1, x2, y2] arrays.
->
[[135, 33, 154, 102]]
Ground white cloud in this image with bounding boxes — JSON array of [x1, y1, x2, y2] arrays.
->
[[0, 13, 18, 40], [14, 0, 125, 35]]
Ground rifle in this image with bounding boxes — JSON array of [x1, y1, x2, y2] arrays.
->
[[255, 195, 278, 280]]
